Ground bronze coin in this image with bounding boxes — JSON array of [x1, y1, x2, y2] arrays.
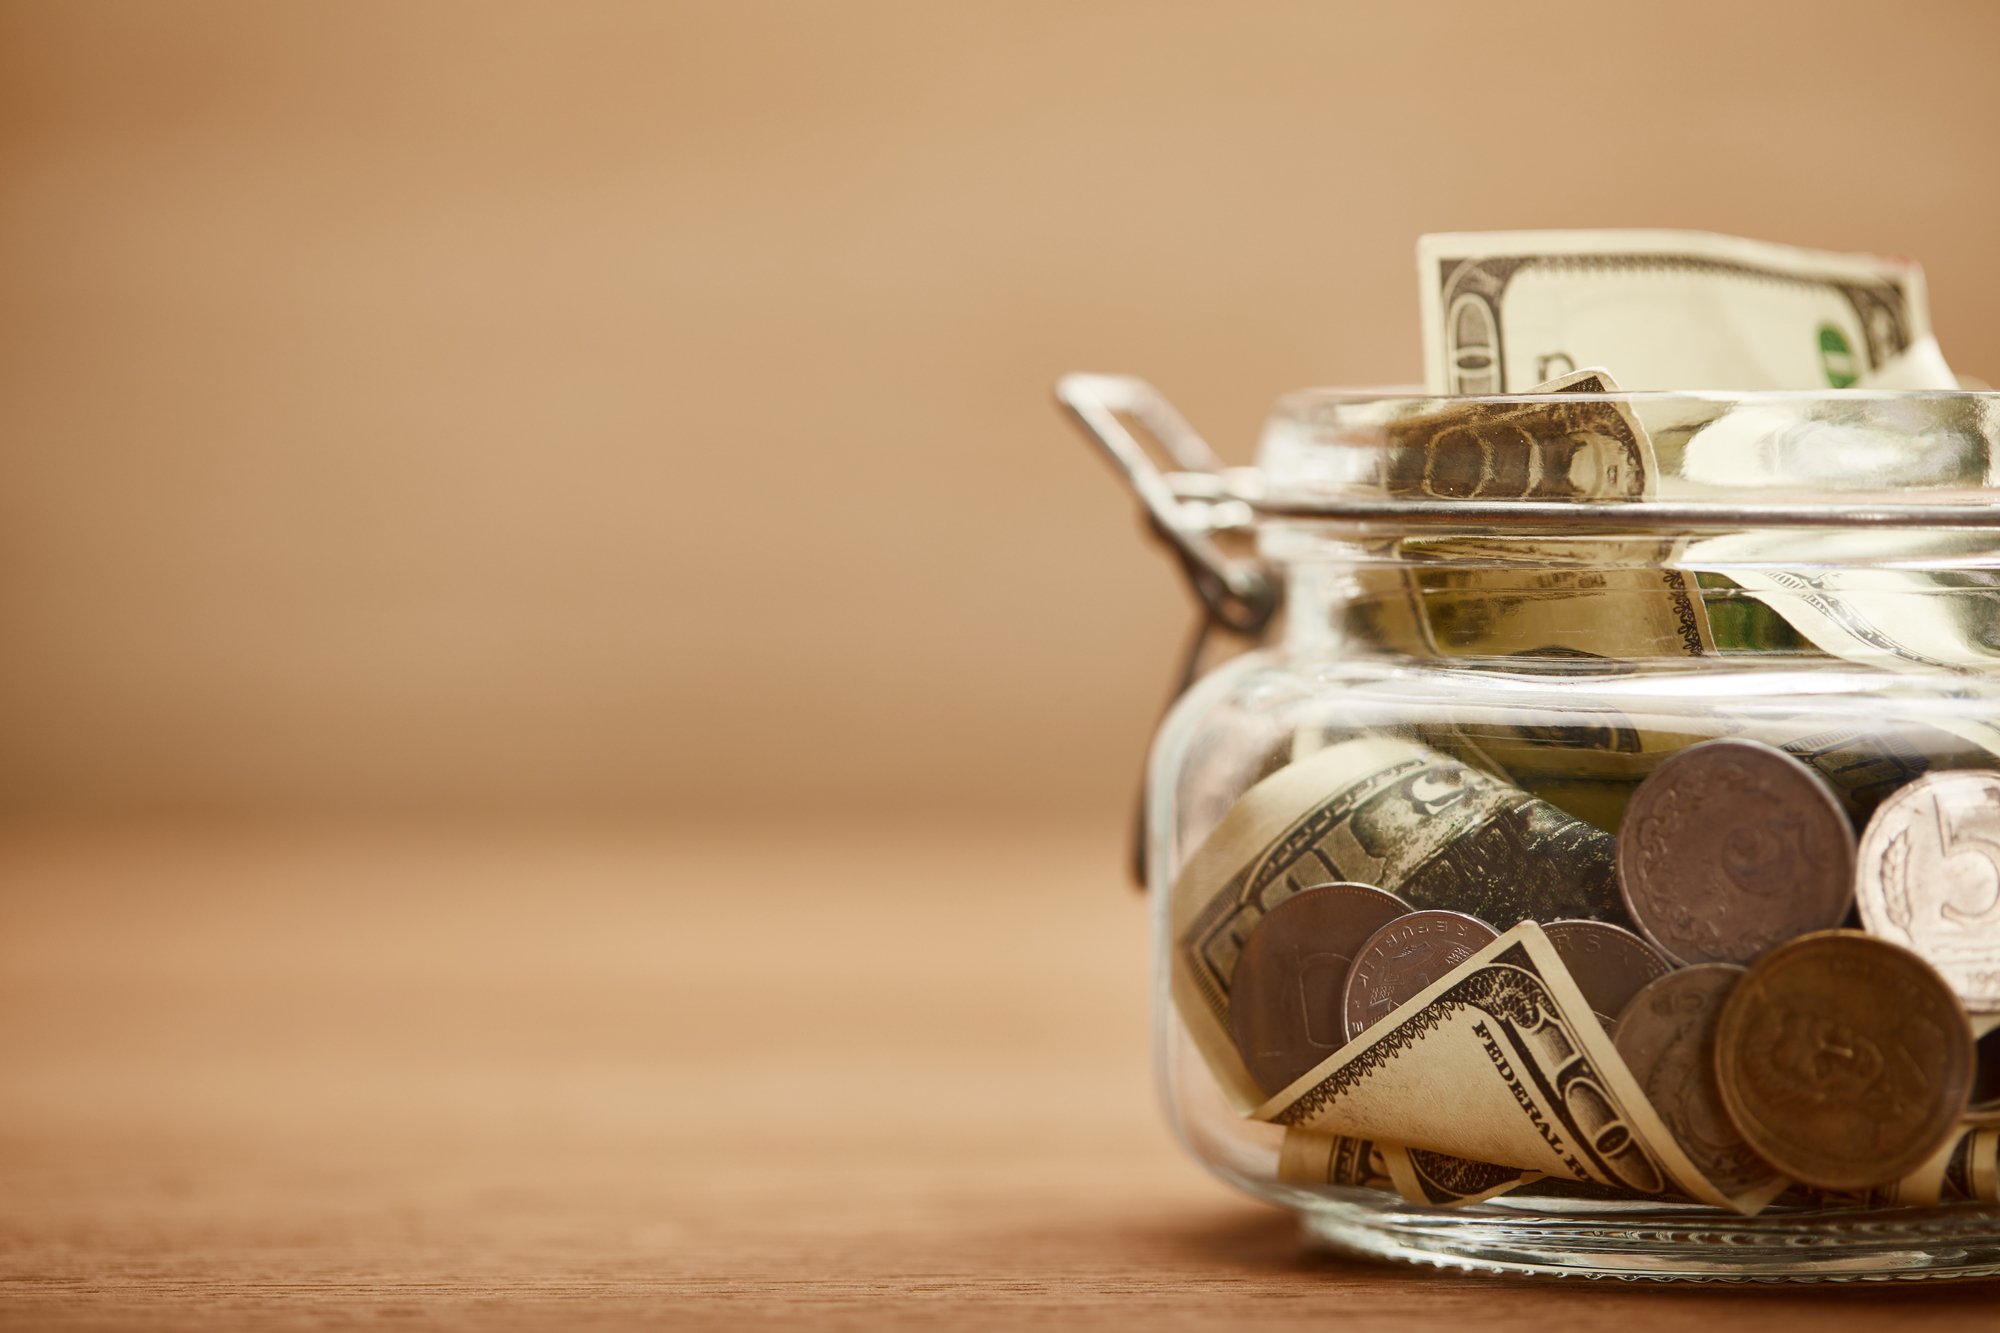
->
[[1227, 882, 1410, 1096], [1613, 964, 1779, 1196], [1542, 919, 1671, 1034], [1617, 738, 1856, 965], [1341, 909, 1500, 1041], [1855, 770, 2000, 1011], [1714, 929, 1975, 1191]]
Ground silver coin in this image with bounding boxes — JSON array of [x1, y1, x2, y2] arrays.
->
[[1857, 770, 2000, 1012]]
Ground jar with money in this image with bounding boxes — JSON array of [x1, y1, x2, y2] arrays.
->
[[1061, 232, 2000, 1279]]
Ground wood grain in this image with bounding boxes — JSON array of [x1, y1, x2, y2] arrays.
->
[[2, 823, 1996, 1328]]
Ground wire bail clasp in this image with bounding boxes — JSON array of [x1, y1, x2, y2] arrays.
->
[[1056, 373, 1276, 635]]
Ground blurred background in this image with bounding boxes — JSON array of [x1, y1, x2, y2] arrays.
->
[[6, 0, 2000, 829], [6, 2, 2000, 1318]]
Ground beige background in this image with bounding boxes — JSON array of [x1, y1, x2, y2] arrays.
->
[[4, 0, 2000, 825]]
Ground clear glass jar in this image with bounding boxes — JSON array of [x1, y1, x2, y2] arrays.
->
[[1067, 376, 2000, 1281]]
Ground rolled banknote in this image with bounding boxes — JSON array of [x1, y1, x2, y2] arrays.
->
[[1277, 1128, 1539, 1207], [1875, 1125, 2000, 1207], [1276, 1129, 1395, 1194], [1173, 735, 1626, 1111], [1381, 367, 1655, 502], [1419, 230, 1932, 393]]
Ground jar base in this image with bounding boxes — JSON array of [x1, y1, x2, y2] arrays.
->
[[1296, 1193, 2000, 1282]]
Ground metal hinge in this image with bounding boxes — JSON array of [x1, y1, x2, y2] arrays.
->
[[1056, 373, 1276, 634], [1057, 374, 1279, 887]]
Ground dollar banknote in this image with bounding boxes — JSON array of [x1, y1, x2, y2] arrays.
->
[[1686, 529, 2000, 686], [1420, 230, 1934, 393], [1353, 368, 1717, 664], [1940, 1126, 1998, 1203], [1880, 1125, 2000, 1206], [1277, 1129, 1395, 1193], [1384, 1145, 1542, 1208], [1277, 1129, 1539, 1207], [1254, 920, 1760, 1212], [1730, 712, 2000, 822], [1172, 735, 1626, 1110], [1397, 536, 1713, 662], [1382, 367, 1653, 501], [1452, 697, 2000, 828], [1407, 235, 1994, 677], [1407, 709, 1703, 834], [1859, 334, 1961, 391], [1785, 1125, 2000, 1209], [1294, 686, 1993, 834]]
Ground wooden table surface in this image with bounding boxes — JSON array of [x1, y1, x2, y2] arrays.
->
[[3, 822, 1997, 1329]]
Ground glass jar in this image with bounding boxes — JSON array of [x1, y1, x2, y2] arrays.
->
[[1063, 374, 2000, 1281]]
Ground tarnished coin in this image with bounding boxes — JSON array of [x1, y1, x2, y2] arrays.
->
[[1542, 919, 1672, 1033], [1228, 883, 1410, 1096], [1856, 770, 2000, 1012], [1613, 964, 1779, 1196], [1714, 929, 1975, 1191], [1341, 910, 1500, 1040], [1617, 738, 1857, 965]]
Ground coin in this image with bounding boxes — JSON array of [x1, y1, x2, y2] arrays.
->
[[1617, 738, 1857, 965], [1228, 882, 1410, 1095], [1613, 964, 1778, 1196], [1542, 919, 1672, 1033], [1714, 929, 1975, 1191], [1855, 769, 2000, 1012], [1341, 910, 1500, 1040]]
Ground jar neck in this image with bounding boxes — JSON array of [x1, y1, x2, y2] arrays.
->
[[1276, 560, 1352, 656]]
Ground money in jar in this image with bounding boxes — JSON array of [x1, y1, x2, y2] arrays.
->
[[1065, 228, 2000, 1280]]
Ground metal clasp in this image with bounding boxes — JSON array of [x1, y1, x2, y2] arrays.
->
[[1056, 373, 1276, 634], [1058, 374, 1280, 888]]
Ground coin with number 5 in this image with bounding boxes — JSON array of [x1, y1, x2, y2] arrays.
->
[[1857, 770, 2000, 1012]]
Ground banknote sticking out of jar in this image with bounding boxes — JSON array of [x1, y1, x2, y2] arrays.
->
[[1057, 227, 2000, 1283]]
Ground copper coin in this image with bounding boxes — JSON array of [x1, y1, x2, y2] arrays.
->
[[1617, 739, 1856, 965], [1714, 929, 1975, 1191], [1227, 882, 1410, 1096], [1613, 964, 1779, 1196], [1856, 770, 2000, 1011], [1542, 919, 1671, 1034], [1341, 910, 1500, 1040]]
